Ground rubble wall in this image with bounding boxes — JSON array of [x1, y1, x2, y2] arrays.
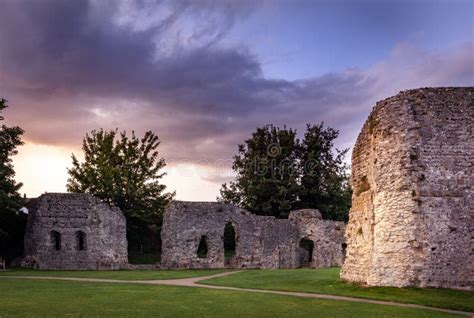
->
[[161, 201, 345, 269], [23, 193, 128, 270], [341, 87, 473, 289]]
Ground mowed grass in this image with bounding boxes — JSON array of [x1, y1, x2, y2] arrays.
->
[[199, 268, 474, 312], [0, 278, 463, 317], [0, 268, 228, 280]]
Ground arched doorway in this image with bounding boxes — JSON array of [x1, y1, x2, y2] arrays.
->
[[224, 222, 237, 266], [299, 238, 314, 267], [197, 235, 208, 259]]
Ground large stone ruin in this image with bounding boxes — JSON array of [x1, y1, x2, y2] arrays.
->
[[161, 201, 345, 269], [341, 87, 473, 289], [22, 193, 128, 270]]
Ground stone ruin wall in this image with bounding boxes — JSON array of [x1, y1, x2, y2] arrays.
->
[[289, 209, 346, 268], [161, 201, 345, 269], [341, 87, 473, 289], [23, 193, 128, 270], [161, 201, 269, 269]]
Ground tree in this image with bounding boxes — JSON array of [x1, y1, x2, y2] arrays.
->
[[67, 129, 175, 253], [298, 123, 351, 221], [0, 98, 26, 263], [219, 125, 300, 218], [219, 123, 351, 221]]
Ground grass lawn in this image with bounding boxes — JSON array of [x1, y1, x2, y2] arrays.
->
[[0, 268, 228, 280], [0, 278, 463, 317], [199, 268, 474, 312]]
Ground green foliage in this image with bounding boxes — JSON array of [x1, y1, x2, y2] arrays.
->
[[219, 125, 300, 218], [0, 98, 26, 263], [67, 129, 174, 252], [219, 123, 351, 221], [298, 123, 351, 221]]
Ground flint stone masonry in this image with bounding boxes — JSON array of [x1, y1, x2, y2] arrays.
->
[[289, 209, 346, 268], [341, 87, 474, 290], [22, 193, 128, 270], [161, 201, 345, 269]]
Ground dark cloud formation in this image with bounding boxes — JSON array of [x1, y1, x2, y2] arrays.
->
[[1, 0, 473, 172]]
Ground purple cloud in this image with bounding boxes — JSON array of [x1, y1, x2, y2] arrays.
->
[[1, 0, 472, 179]]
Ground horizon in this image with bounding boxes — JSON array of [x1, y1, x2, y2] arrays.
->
[[1, 0, 473, 200]]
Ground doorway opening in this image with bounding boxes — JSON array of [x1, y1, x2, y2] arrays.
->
[[51, 231, 61, 251], [299, 238, 314, 267], [197, 235, 208, 258], [224, 222, 237, 265]]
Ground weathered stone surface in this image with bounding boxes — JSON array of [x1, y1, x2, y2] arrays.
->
[[341, 87, 474, 290], [161, 201, 345, 269], [22, 193, 128, 270], [289, 209, 346, 268]]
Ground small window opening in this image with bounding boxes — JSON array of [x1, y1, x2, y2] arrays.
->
[[76, 231, 87, 250], [51, 231, 61, 251]]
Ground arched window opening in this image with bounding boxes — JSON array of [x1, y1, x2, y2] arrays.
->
[[224, 222, 237, 263], [51, 231, 61, 251], [197, 235, 208, 259], [76, 231, 87, 251], [299, 238, 314, 268]]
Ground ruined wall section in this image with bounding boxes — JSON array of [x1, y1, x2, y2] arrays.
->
[[161, 202, 345, 269], [367, 90, 427, 287], [161, 201, 266, 269], [338, 117, 376, 282], [257, 218, 299, 269], [412, 89, 474, 288], [290, 209, 346, 268], [23, 193, 128, 270], [341, 87, 473, 289]]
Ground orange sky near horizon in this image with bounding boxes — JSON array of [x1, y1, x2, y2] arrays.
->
[[12, 141, 228, 201]]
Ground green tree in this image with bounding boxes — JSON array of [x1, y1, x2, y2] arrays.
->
[[219, 125, 300, 218], [298, 123, 351, 221], [219, 123, 351, 221], [67, 129, 174, 253], [0, 98, 26, 263]]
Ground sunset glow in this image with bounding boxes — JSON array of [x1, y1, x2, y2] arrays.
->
[[2, 0, 473, 200]]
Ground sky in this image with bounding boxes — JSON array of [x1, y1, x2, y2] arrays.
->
[[0, 0, 473, 201]]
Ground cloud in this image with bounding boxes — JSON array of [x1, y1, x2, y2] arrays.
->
[[1, 0, 473, 186], [368, 41, 474, 97]]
